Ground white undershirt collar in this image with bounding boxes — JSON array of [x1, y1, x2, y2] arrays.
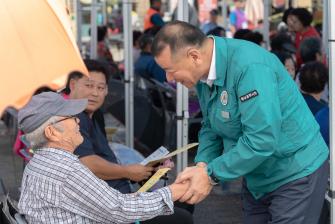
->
[[200, 36, 216, 87]]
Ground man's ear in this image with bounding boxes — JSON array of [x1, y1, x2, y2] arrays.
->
[[187, 48, 202, 65], [44, 126, 60, 142], [69, 79, 77, 93]]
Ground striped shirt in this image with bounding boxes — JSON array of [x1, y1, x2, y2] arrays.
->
[[18, 147, 173, 223]]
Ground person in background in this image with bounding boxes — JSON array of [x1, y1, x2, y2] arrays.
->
[[201, 9, 219, 34], [97, 26, 114, 63], [244, 0, 264, 30], [273, 51, 296, 79], [68, 59, 193, 224], [62, 70, 107, 136], [133, 30, 143, 63], [135, 34, 166, 83], [229, 0, 247, 35], [287, 8, 320, 68], [242, 31, 264, 46], [282, 7, 295, 37], [270, 33, 296, 57], [233, 29, 263, 46], [172, 0, 200, 28], [299, 61, 328, 115], [206, 26, 226, 37], [17, 92, 189, 223], [233, 28, 251, 39], [315, 107, 329, 147], [144, 0, 164, 33], [299, 37, 324, 65], [297, 37, 328, 102], [301, 62, 330, 224]]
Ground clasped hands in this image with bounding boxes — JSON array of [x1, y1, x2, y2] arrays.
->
[[169, 162, 213, 204], [125, 160, 212, 204]]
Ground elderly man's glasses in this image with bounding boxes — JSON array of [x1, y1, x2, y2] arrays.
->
[[50, 116, 79, 125]]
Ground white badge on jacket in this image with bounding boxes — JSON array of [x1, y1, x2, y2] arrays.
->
[[220, 90, 228, 106], [220, 90, 230, 119]]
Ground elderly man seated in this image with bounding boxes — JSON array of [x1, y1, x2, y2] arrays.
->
[[17, 92, 189, 223]]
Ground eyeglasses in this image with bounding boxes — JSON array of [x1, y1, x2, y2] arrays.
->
[[50, 116, 79, 125]]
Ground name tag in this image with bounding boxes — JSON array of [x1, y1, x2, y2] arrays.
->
[[240, 90, 258, 102]]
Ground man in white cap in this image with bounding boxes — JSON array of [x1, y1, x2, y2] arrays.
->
[[18, 91, 189, 223]]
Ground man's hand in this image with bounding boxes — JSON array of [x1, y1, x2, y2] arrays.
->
[[175, 166, 213, 204], [169, 181, 190, 201], [124, 164, 154, 182]]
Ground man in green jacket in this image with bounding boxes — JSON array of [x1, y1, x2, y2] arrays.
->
[[152, 21, 329, 224]]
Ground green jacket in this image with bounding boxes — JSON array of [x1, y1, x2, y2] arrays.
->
[[195, 36, 328, 199]]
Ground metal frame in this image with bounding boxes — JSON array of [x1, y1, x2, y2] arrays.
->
[[220, 0, 228, 32], [176, 0, 189, 173], [263, 0, 270, 49], [89, 0, 97, 59], [123, 0, 134, 148], [74, 0, 82, 53], [328, 0, 335, 222]]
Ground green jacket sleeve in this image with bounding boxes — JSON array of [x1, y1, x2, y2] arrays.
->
[[207, 64, 282, 180], [194, 115, 223, 165]]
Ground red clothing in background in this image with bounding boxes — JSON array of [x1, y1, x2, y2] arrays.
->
[[295, 26, 320, 68]]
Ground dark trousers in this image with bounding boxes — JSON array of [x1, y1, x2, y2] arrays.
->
[[141, 206, 193, 224], [242, 161, 329, 224]]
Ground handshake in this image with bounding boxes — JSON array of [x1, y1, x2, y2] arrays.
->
[[168, 162, 214, 204]]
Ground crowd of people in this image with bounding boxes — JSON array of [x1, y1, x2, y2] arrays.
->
[[10, 1, 330, 223]]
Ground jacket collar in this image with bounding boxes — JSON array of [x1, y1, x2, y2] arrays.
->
[[210, 36, 228, 87]]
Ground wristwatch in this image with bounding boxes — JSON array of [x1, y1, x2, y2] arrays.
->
[[207, 167, 220, 186]]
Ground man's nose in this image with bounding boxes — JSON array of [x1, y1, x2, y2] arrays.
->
[[89, 86, 99, 96]]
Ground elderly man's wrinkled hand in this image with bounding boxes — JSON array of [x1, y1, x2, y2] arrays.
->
[[169, 181, 190, 201], [125, 164, 154, 182], [175, 166, 213, 204]]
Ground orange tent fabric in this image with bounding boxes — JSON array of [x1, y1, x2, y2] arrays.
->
[[0, 0, 87, 114]]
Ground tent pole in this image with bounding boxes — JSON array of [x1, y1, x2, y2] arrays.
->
[[90, 0, 97, 59], [176, 0, 189, 173], [328, 0, 335, 221], [123, 0, 134, 148], [263, 0, 270, 50]]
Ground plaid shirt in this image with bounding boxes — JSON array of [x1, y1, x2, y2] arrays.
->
[[18, 148, 174, 223]]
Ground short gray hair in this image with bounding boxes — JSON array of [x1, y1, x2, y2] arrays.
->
[[24, 116, 63, 149], [151, 21, 206, 57]]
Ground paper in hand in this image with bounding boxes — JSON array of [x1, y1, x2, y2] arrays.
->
[[145, 143, 199, 167], [137, 168, 170, 192]]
